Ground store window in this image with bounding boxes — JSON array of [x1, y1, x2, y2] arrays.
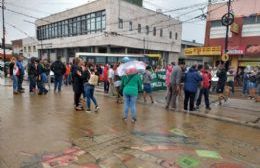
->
[[211, 20, 222, 27]]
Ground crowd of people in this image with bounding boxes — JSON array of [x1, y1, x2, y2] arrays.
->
[[7, 55, 260, 123]]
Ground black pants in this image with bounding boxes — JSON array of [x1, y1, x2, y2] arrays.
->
[[196, 88, 210, 108], [74, 92, 82, 107], [104, 80, 110, 93], [184, 91, 196, 111]]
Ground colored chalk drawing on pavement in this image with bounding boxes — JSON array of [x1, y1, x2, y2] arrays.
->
[[196, 150, 223, 159], [177, 156, 200, 168], [21, 133, 250, 168], [170, 128, 188, 137]]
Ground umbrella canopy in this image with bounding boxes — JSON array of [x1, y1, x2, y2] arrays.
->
[[117, 60, 146, 76]]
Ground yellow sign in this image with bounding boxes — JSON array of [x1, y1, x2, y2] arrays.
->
[[146, 54, 161, 58], [239, 61, 260, 67], [231, 23, 239, 34], [221, 54, 229, 62], [184, 46, 221, 56]]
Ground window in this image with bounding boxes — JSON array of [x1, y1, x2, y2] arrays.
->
[[175, 32, 178, 40], [146, 25, 149, 35], [243, 16, 260, 25], [129, 21, 133, 31], [90, 13, 96, 33], [160, 28, 163, 37], [211, 20, 222, 27], [96, 12, 102, 32], [28, 46, 31, 52], [24, 47, 27, 53], [33, 46, 36, 52], [153, 27, 156, 36], [101, 11, 106, 30], [37, 10, 106, 39], [119, 18, 123, 29], [138, 24, 141, 33], [169, 31, 172, 39]]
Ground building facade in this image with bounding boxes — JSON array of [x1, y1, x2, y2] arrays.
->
[[22, 37, 39, 59], [205, 0, 260, 69], [11, 39, 23, 56], [179, 40, 212, 66], [35, 0, 182, 64]]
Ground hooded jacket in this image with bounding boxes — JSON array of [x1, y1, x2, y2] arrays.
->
[[184, 68, 202, 93]]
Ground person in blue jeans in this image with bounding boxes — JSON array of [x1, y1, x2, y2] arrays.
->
[[12, 58, 19, 94], [121, 73, 142, 123], [83, 66, 100, 113]]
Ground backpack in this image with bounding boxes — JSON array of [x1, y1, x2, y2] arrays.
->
[[88, 73, 99, 86], [202, 72, 210, 89]]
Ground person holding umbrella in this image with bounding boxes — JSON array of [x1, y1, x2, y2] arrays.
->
[[119, 59, 144, 123]]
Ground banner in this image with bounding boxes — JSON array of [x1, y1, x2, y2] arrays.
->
[[141, 71, 167, 91]]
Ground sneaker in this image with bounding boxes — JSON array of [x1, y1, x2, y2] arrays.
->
[[206, 107, 211, 110], [131, 118, 137, 123], [85, 109, 92, 113], [195, 106, 200, 110], [94, 106, 100, 112], [13, 91, 19, 95], [122, 117, 127, 122]]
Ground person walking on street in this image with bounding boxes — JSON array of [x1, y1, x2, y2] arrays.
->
[[196, 65, 211, 111], [16, 55, 25, 93], [64, 63, 71, 86], [248, 70, 257, 100], [9, 58, 15, 79], [72, 58, 84, 111], [83, 66, 100, 113], [121, 73, 142, 123], [44, 59, 51, 90], [143, 66, 154, 104], [216, 63, 227, 105], [37, 59, 48, 95], [28, 57, 38, 94], [51, 56, 66, 93], [165, 64, 173, 100], [166, 62, 185, 110], [227, 69, 235, 96], [109, 65, 116, 96], [103, 65, 109, 93], [114, 63, 123, 104], [184, 65, 202, 112], [12, 57, 19, 94]]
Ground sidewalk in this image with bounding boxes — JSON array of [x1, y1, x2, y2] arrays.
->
[[96, 86, 260, 129]]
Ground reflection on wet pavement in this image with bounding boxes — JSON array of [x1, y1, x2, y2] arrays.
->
[[0, 86, 259, 168]]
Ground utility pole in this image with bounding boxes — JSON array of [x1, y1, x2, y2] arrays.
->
[[224, 0, 232, 53], [2, 0, 6, 77]]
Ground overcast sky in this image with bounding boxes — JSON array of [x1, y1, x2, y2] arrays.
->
[[1, 0, 208, 44]]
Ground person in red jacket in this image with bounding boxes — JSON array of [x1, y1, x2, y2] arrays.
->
[[196, 65, 212, 110], [103, 65, 109, 93]]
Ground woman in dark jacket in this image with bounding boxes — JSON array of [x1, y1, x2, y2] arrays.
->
[[184, 66, 202, 111], [72, 58, 84, 111]]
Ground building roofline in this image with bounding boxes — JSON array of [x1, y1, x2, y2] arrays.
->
[[36, 0, 180, 25], [181, 40, 203, 46]]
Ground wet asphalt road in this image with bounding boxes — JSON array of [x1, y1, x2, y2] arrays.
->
[[0, 85, 260, 168]]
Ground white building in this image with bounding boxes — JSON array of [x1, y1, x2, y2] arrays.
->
[[35, 0, 182, 64], [22, 37, 39, 59]]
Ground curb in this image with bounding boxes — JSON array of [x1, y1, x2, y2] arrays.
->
[[96, 90, 260, 129]]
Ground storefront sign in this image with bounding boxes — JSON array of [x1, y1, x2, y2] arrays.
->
[[239, 62, 260, 67], [184, 46, 221, 56], [231, 23, 239, 34], [227, 49, 244, 55]]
